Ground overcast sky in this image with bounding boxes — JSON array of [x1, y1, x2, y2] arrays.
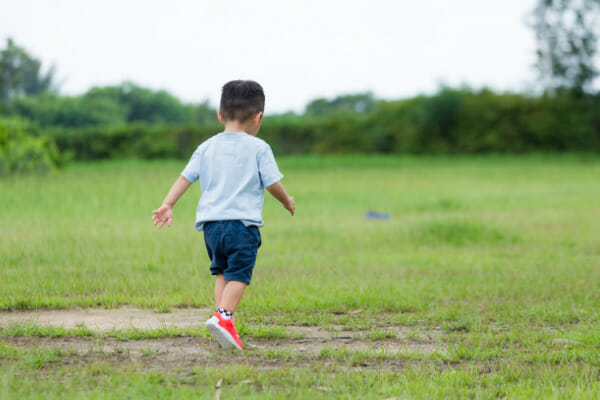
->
[[1, 0, 538, 113]]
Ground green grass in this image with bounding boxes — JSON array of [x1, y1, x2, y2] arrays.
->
[[2, 154, 600, 398], [0, 321, 209, 340], [0, 321, 300, 340], [1, 342, 600, 399]]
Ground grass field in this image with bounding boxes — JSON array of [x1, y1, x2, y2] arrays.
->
[[1, 155, 600, 399]]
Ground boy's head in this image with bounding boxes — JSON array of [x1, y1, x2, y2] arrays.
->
[[219, 80, 265, 124]]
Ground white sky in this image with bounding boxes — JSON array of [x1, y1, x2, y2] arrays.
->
[[1, 0, 538, 113]]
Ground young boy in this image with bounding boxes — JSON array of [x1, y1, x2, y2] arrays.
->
[[151, 80, 294, 350]]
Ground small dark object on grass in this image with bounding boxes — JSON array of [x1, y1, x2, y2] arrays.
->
[[364, 211, 390, 220]]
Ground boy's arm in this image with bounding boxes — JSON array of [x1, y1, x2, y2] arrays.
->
[[266, 182, 295, 216], [152, 176, 193, 229]]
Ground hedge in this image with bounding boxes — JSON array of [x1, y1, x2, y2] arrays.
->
[[43, 90, 600, 160]]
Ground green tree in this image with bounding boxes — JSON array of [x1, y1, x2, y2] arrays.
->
[[84, 82, 213, 124], [7, 94, 127, 128], [418, 87, 464, 152], [530, 0, 600, 95], [304, 92, 377, 117], [0, 38, 56, 102]]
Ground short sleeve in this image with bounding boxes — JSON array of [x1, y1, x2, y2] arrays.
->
[[257, 143, 283, 187], [181, 149, 201, 183]]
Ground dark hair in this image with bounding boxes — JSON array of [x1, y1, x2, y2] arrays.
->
[[219, 80, 265, 122]]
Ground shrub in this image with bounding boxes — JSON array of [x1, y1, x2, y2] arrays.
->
[[0, 119, 65, 175]]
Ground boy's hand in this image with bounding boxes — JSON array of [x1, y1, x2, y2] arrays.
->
[[152, 204, 173, 229], [266, 182, 295, 217], [152, 176, 192, 230], [284, 196, 295, 216]]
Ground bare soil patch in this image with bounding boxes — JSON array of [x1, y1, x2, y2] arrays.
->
[[0, 307, 213, 330], [2, 336, 434, 373], [1, 308, 445, 369]]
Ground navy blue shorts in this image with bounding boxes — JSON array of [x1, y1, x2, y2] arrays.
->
[[203, 220, 261, 284]]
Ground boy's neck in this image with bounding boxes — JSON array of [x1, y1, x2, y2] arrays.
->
[[222, 119, 261, 136], [224, 121, 252, 135]]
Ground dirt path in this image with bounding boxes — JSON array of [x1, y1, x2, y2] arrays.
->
[[1, 308, 444, 368], [0, 307, 213, 330]]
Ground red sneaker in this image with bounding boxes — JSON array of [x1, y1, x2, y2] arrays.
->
[[205, 312, 243, 350]]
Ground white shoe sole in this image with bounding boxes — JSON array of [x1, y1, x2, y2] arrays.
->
[[205, 316, 242, 350]]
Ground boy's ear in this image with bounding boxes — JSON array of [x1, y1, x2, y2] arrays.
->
[[254, 112, 263, 124], [217, 111, 225, 124]]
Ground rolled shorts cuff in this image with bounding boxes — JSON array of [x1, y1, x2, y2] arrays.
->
[[211, 269, 252, 285]]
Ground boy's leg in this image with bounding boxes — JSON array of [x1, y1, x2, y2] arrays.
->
[[214, 274, 226, 308], [219, 280, 248, 313], [214, 275, 247, 313], [206, 278, 247, 350]]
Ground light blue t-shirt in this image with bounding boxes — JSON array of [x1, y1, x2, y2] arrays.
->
[[181, 132, 283, 231]]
